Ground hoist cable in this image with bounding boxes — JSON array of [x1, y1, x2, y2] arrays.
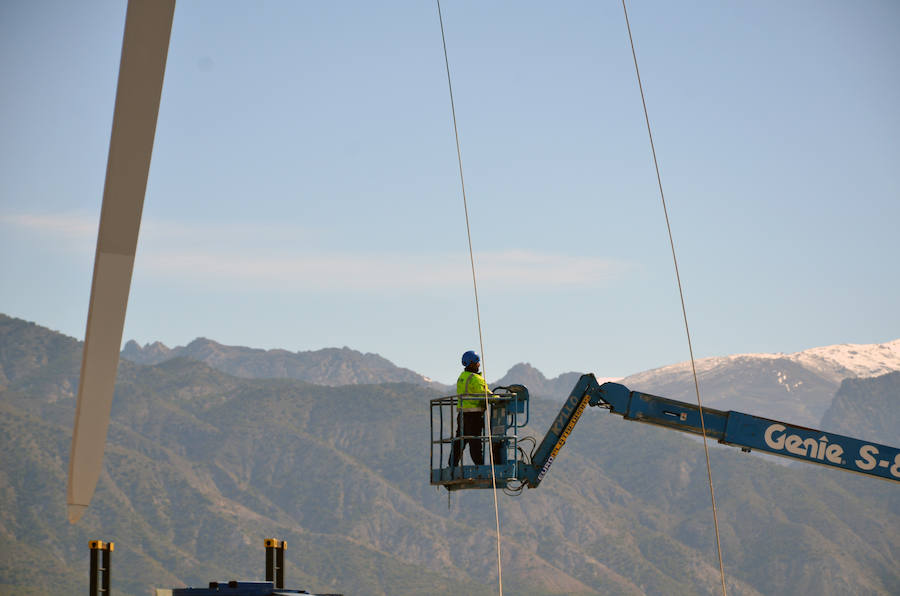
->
[[620, 2, 728, 595], [435, 2, 505, 594]]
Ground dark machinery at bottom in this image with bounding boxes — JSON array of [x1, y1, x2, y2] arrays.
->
[[430, 374, 900, 492], [157, 581, 340, 596], [86, 537, 342, 596], [154, 539, 342, 596]]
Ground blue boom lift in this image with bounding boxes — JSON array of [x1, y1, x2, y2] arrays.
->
[[430, 374, 900, 491]]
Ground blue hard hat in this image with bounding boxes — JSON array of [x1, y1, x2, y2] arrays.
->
[[461, 350, 480, 367]]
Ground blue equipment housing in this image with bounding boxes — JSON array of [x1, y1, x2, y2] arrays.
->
[[165, 581, 341, 595], [430, 374, 900, 491]]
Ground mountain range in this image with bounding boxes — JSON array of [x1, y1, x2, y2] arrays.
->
[[1, 313, 898, 595], [122, 334, 900, 429], [121, 338, 436, 387]]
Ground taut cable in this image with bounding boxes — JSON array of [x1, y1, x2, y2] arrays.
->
[[436, 2, 505, 594], [621, 2, 728, 594]]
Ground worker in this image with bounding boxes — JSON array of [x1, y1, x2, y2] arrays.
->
[[450, 350, 491, 467]]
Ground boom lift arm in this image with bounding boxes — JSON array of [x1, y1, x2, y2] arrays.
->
[[430, 374, 900, 491], [528, 373, 899, 486]]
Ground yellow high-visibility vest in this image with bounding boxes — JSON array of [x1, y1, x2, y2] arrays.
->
[[457, 371, 489, 410]]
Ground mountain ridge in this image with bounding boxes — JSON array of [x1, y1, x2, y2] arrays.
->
[[121, 336, 436, 387]]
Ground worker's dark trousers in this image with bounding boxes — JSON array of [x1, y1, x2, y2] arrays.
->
[[450, 411, 484, 466]]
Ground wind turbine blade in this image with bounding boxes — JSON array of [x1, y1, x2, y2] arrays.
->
[[67, 0, 175, 524]]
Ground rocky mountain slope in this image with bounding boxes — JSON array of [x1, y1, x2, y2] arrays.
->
[[492, 363, 585, 398], [2, 315, 898, 595], [820, 371, 900, 446]]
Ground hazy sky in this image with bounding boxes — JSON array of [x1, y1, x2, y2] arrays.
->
[[2, 0, 898, 385]]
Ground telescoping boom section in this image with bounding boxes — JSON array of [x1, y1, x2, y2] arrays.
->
[[429, 374, 900, 492]]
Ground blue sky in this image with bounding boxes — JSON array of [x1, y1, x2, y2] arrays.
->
[[2, 0, 898, 385]]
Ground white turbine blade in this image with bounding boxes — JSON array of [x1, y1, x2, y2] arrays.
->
[[67, 0, 175, 524]]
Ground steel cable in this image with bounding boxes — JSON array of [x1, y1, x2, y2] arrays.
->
[[435, 2, 505, 594], [620, 1, 728, 594]]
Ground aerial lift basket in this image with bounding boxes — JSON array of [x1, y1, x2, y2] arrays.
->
[[430, 385, 530, 491]]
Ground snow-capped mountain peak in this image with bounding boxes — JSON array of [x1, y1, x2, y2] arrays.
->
[[638, 339, 900, 384], [621, 339, 900, 427], [788, 339, 900, 382]]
